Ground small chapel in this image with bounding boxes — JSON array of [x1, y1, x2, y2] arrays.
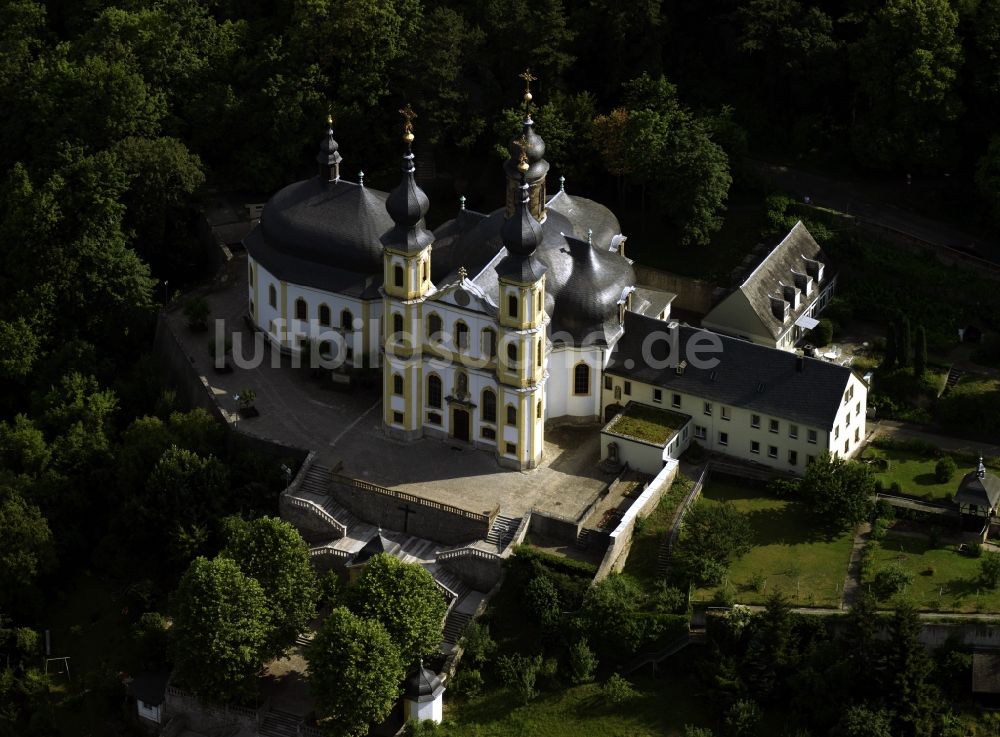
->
[[244, 73, 674, 470]]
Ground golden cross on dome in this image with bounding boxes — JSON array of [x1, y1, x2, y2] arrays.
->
[[458, 265, 468, 281], [519, 68, 537, 103], [399, 103, 417, 142], [514, 134, 529, 173]]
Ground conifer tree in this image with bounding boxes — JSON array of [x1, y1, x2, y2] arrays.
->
[[913, 325, 927, 377], [882, 322, 898, 370], [898, 315, 912, 368]]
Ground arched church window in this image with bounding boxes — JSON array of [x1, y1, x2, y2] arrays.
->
[[506, 405, 517, 425], [482, 328, 496, 359], [394, 265, 404, 288], [508, 294, 518, 318], [392, 313, 404, 338], [341, 310, 353, 331], [574, 363, 591, 395], [507, 343, 518, 366], [536, 339, 542, 367], [456, 321, 469, 350], [428, 375, 442, 408], [537, 401, 543, 419], [427, 313, 442, 342], [482, 390, 497, 423], [269, 285, 277, 308], [318, 304, 331, 327], [295, 298, 307, 321], [393, 374, 404, 395]]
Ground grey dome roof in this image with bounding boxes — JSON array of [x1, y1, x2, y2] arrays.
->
[[502, 181, 543, 257], [405, 663, 444, 703], [546, 190, 621, 250], [382, 150, 433, 254], [258, 177, 393, 275], [545, 234, 635, 341]]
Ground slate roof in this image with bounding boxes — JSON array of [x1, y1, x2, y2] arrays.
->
[[607, 311, 854, 430], [250, 177, 394, 276], [130, 672, 170, 707], [711, 221, 831, 340], [405, 662, 444, 703], [350, 531, 400, 566], [955, 467, 1000, 510]]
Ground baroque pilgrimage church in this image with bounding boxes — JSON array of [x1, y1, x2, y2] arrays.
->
[[244, 76, 867, 475]]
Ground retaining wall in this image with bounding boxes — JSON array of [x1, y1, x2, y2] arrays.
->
[[634, 265, 717, 314], [438, 550, 504, 591]]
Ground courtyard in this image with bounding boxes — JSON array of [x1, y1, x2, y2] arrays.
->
[[163, 254, 613, 520]]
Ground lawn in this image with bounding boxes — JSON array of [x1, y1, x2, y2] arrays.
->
[[442, 655, 714, 737], [870, 532, 1000, 613], [863, 442, 999, 503], [692, 478, 854, 607]]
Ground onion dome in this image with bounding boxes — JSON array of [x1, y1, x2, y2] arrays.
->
[[316, 114, 342, 182], [548, 234, 635, 340], [381, 105, 433, 254], [503, 115, 549, 182], [497, 179, 547, 283], [405, 661, 444, 704]]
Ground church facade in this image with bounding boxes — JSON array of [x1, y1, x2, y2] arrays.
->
[[244, 85, 666, 470]]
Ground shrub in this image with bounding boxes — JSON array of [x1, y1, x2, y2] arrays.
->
[[890, 481, 902, 495], [602, 673, 637, 705], [653, 582, 688, 614], [567, 638, 598, 684], [767, 478, 800, 498], [982, 551, 1000, 588], [870, 519, 889, 541], [808, 319, 834, 347], [934, 456, 957, 483], [497, 653, 541, 704], [460, 622, 495, 667], [969, 542, 984, 558], [183, 296, 210, 331], [724, 699, 762, 737], [750, 571, 767, 593], [449, 668, 483, 697], [873, 563, 914, 599]]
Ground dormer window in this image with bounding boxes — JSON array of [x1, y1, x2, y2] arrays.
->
[[781, 283, 800, 310], [769, 295, 788, 321]]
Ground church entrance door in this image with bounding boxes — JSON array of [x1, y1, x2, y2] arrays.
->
[[452, 408, 470, 442]]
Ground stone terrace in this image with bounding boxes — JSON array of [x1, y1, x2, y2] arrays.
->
[[163, 254, 613, 521]]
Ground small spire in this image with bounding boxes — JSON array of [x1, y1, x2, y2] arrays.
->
[[587, 228, 593, 245], [979, 456, 986, 479], [458, 265, 468, 281], [519, 67, 537, 105], [358, 170, 365, 187], [327, 112, 333, 127], [399, 103, 417, 145], [459, 195, 466, 211], [559, 175, 566, 193]]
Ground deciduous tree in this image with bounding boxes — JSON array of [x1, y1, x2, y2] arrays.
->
[[798, 453, 875, 531]]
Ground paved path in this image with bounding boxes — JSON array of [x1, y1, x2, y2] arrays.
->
[[748, 158, 1000, 261], [841, 522, 871, 610], [869, 419, 1000, 458]]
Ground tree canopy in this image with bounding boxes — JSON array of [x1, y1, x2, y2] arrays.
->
[[798, 452, 875, 531]]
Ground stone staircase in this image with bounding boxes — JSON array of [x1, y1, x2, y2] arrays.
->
[[485, 514, 521, 551], [442, 609, 471, 646], [289, 464, 364, 538], [429, 565, 472, 603], [656, 534, 672, 575], [258, 709, 301, 737], [943, 367, 963, 395], [575, 527, 598, 550]]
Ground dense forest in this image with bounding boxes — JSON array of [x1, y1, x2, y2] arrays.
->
[[1, 0, 999, 734]]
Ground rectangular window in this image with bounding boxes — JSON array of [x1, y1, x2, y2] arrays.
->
[[768, 445, 778, 459], [721, 406, 730, 421], [393, 411, 404, 424], [855, 428, 860, 443], [807, 454, 816, 466], [624, 381, 632, 396], [719, 431, 728, 446], [808, 429, 817, 444], [751, 414, 760, 429], [844, 439, 849, 454], [682, 426, 689, 440], [506, 442, 517, 455], [704, 402, 712, 416], [481, 427, 496, 440], [856, 402, 861, 417], [834, 425, 840, 439], [672, 393, 681, 409], [751, 441, 760, 455], [653, 389, 662, 404], [788, 450, 798, 465], [694, 425, 706, 440], [426, 412, 441, 425], [769, 419, 779, 434], [789, 424, 798, 439], [604, 375, 612, 390], [846, 413, 851, 427]]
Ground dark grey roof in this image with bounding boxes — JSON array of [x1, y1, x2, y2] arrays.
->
[[255, 177, 394, 275], [405, 663, 444, 702], [632, 287, 675, 317], [130, 672, 170, 706], [545, 190, 621, 250], [351, 531, 400, 566], [245, 226, 382, 298], [502, 181, 543, 257], [955, 469, 1000, 509], [496, 253, 547, 284], [607, 312, 854, 430], [504, 117, 549, 182], [722, 221, 831, 340], [382, 150, 433, 254]]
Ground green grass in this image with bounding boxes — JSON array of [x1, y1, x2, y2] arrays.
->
[[623, 475, 693, 586], [692, 479, 854, 607], [442, 662, 713, 737], [870, 532, 1000, 613], [865, 447, 961, 502], [606, 404, 687, 446]]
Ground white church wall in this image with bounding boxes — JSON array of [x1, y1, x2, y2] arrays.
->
[[546, 346, 605, 420]]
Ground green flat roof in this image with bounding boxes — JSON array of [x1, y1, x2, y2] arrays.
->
[[603, 403, 688, 447]]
